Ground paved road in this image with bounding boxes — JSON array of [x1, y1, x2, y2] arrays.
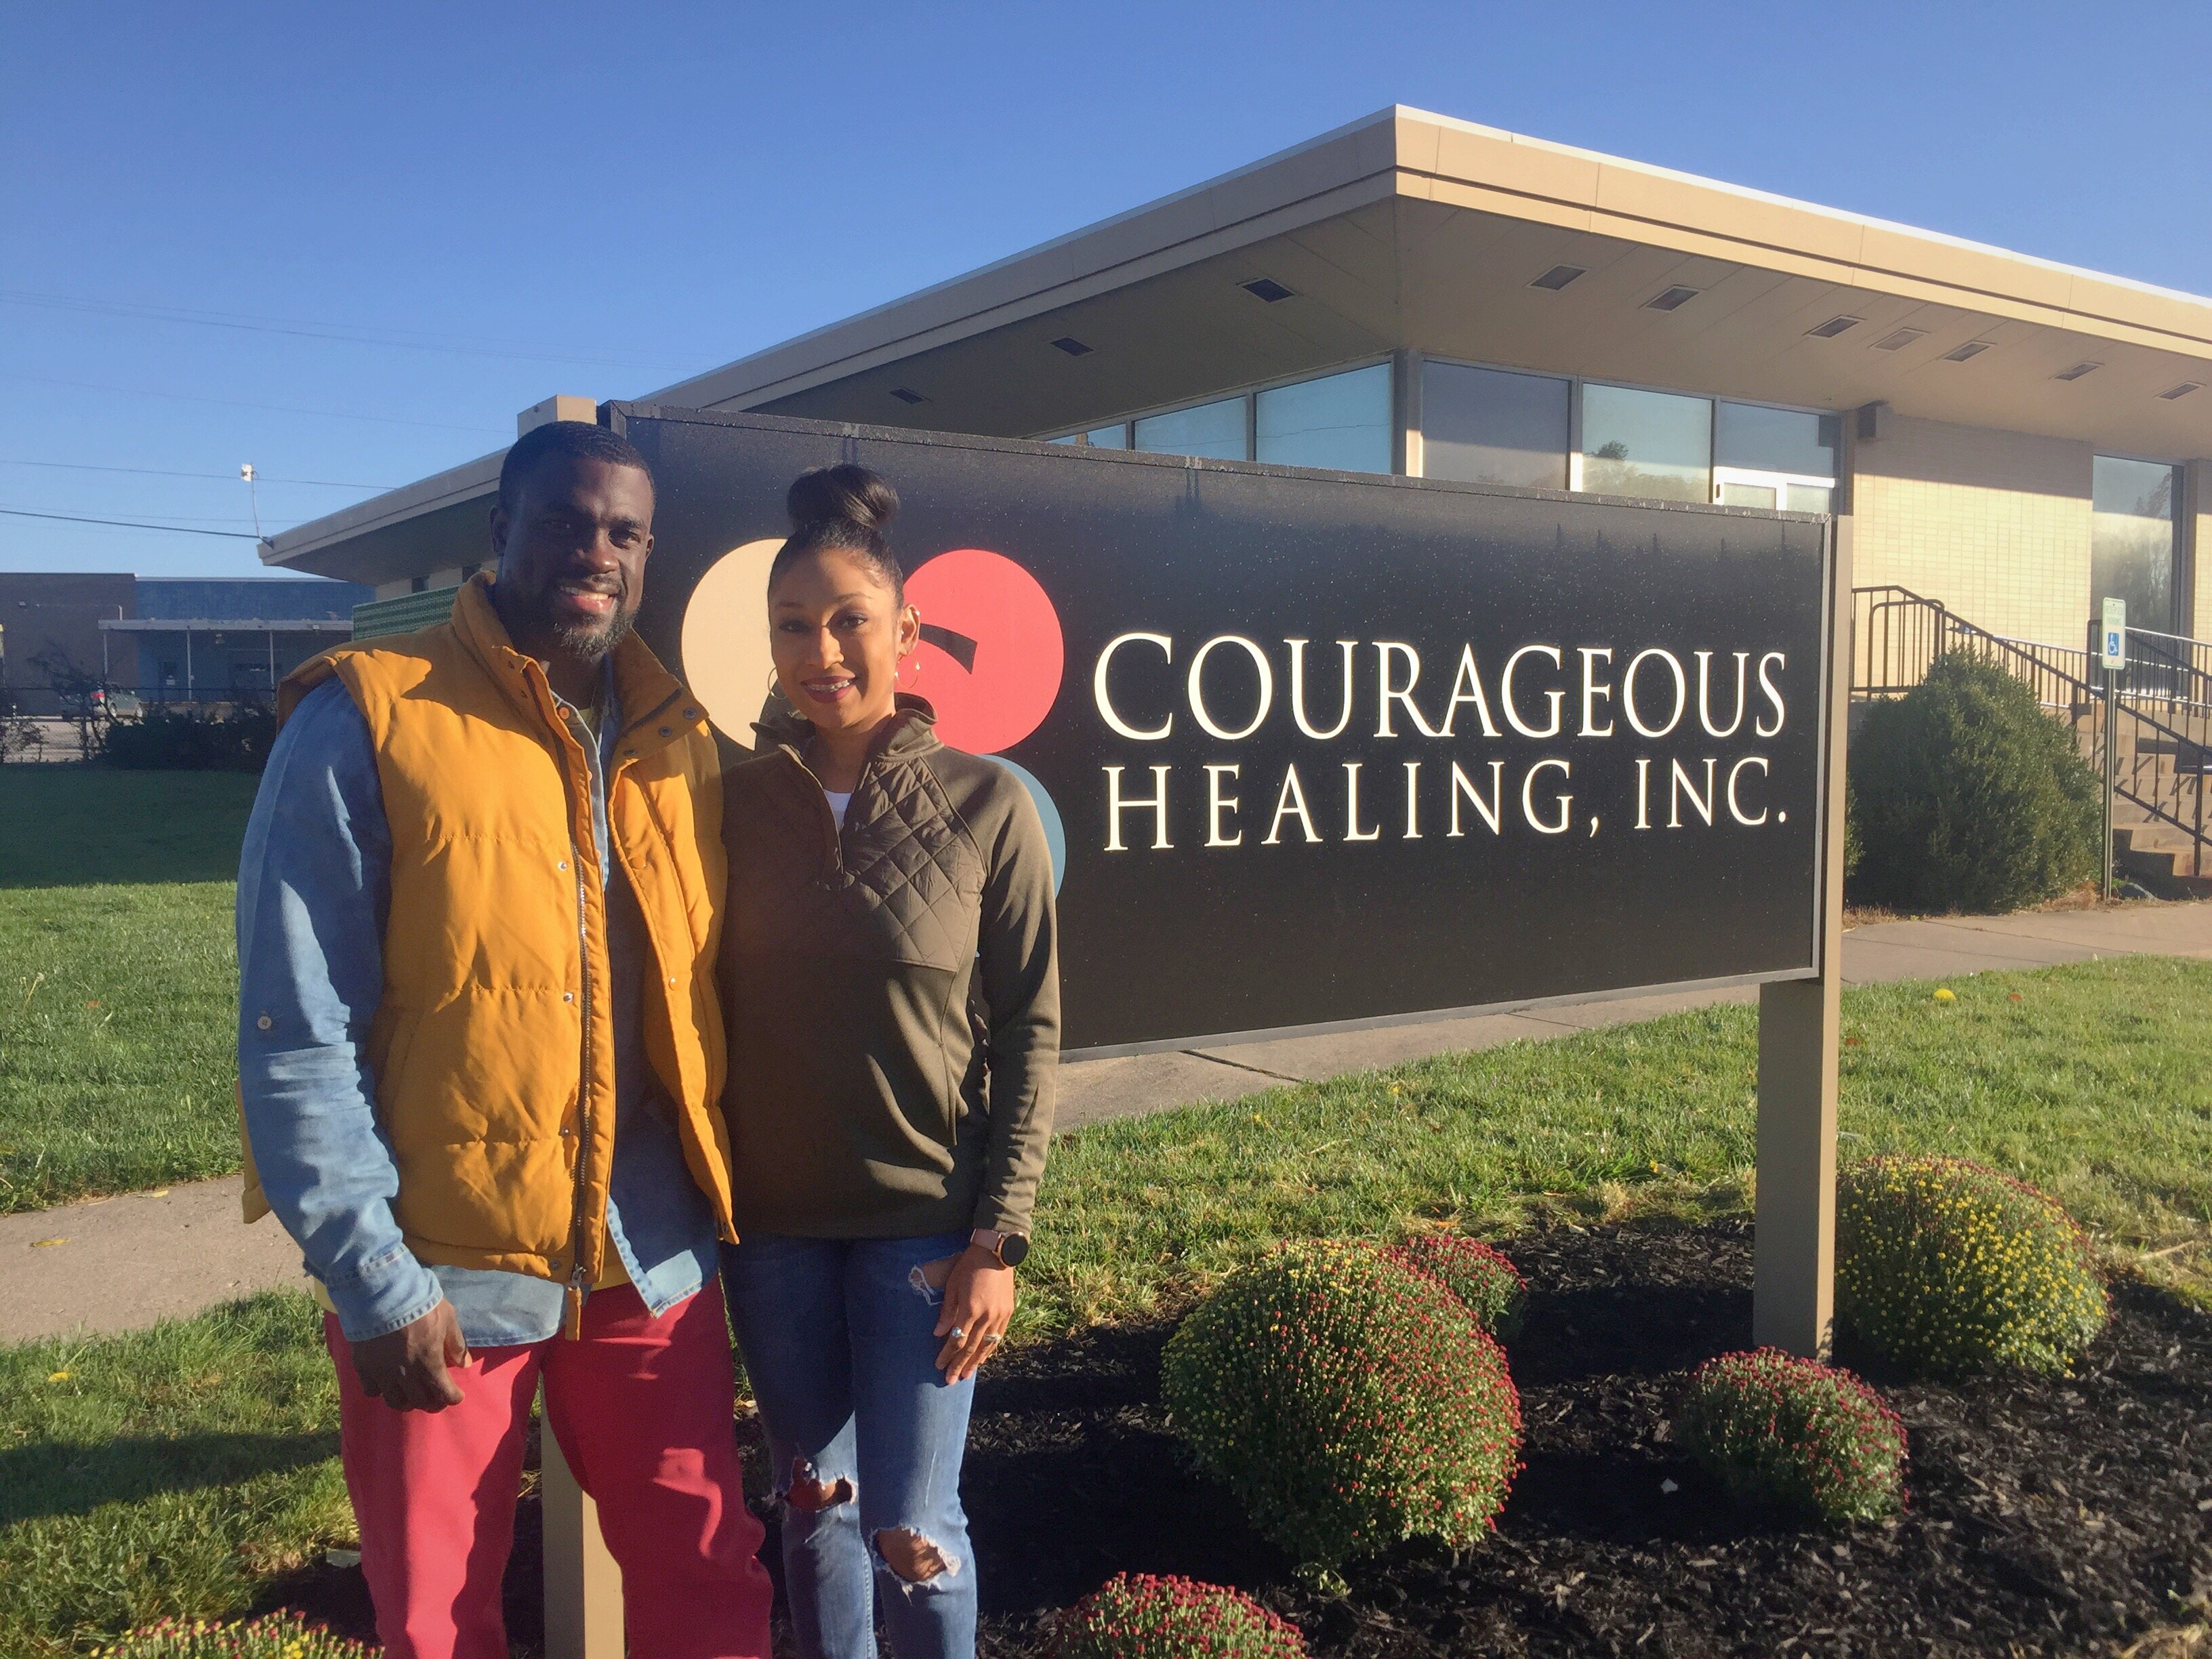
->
[[5, 902, 2207, 1345]]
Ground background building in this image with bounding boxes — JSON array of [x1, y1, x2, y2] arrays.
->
[[0, 573, 134, 715], [0, 573, 368, 714]]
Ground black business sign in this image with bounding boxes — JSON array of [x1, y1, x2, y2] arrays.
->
[[613, 404, 1836, 1055]]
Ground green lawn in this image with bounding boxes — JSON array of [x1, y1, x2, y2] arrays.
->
[[0, 882, 241, 1212], [0, 768, 259, 890], [0, 768, 255, 1211], [0, 1295, 349, 1657], [2, 956, 2206, 1655], [1023, 954, 2212, 1336]]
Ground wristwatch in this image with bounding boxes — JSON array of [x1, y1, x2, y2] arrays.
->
[[970, 1227, 1030, 1268]]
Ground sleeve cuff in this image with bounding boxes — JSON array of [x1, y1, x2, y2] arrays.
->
[[320, 1244, 444, 1343], [972, 1201, 1032, 1238]]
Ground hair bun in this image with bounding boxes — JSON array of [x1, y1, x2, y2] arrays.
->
[[786, 464, 899, 536]]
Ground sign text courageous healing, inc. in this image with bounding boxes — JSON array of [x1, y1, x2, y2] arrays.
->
[[1089, 634, 1795, 851]]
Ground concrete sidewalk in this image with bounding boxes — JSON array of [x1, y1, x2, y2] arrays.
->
[[5, 901, 2207, 1345]]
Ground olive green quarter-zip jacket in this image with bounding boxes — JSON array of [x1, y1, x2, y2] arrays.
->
[[718, 697, 1060, 1240]]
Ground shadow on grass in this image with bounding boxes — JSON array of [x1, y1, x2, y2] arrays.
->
[[0, 766, 258, 888], [0, 1430, 337, 1524]]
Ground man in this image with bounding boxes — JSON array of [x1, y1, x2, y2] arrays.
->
[[237, 419, 771, 1659]]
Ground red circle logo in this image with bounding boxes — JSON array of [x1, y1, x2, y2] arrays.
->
[[905, 548, 1063, 755]]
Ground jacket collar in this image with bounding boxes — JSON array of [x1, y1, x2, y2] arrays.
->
[[755, 693, 942, 768], [453, 574, 705, 764]]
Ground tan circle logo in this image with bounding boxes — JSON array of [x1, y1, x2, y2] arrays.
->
[[679, 537, 782, 751]]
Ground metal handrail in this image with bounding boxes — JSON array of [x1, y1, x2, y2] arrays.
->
[[1853, 586, 2207, 878], [2124, 626, 2212, 714]]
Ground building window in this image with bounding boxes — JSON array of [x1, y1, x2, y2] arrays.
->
[[1133, 396, 1248, 462], [1049, 422, 1132, 449], [1255, 363, 1391, 474], [1050, 364, 1390, 469], [2093, 456, 2182, 636], [1714, 403, 1839, 512], [1422, 363, 1570, 489], [409, 575, 428, 594], [1579, 384, 1711, 503]]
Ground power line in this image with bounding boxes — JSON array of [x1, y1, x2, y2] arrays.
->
[[0, 506, 265, 539], [0, 372, 507, 436], [0, 457, 394, 489], [0, 288, 699, 373]]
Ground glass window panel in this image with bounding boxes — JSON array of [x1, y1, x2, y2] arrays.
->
[[2092, 455, 2181, 636], [1715, 403, 1839, 479], [1134, 396, 1248, 461], [1087, 424, 1129, 450], [1047, 433, 1080, 445], [1785, 483, 1832, 514], [1254, 364, 1392, 474], [1422, 363, 1570, 489], [1580, 384, 1712, 503], [1719, 481, 1777, 510]]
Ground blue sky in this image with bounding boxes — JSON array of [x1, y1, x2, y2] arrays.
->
[[5, 0, 2209, 579]]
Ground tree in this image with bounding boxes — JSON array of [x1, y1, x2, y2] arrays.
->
[[26, 642, 108, 760]]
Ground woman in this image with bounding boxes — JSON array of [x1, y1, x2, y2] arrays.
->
[[718, 464, 1059, 1659]]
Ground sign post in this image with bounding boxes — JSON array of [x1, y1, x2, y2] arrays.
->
[[541, 1408, 621, 1659], [2100, 598, 2127, 901], [1753, 519, 1851, 1357]]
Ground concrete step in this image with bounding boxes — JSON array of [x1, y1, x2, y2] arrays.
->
[[2114, 829, 2212, 897]]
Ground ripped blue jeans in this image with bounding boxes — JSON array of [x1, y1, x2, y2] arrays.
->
[[721, 1233, 977, 1659]]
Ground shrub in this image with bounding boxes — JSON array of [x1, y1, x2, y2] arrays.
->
[[98, 1612, 376, 1656], [1387, 1232, 1527, 1340], [1677, 1348, 1908, 1526], [1161, 1240, 1522, 1574], [101, 705, 278, 772], [1053, 1574, 1307, 1658], [1837, 1155, 2108, 1376], [1849, 652, 2100, 912]]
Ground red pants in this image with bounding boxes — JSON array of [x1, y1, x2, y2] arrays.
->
[[327, 1281, 772, 1659]]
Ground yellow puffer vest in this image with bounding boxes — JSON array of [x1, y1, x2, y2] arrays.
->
[[241, 575, 734, 1289]]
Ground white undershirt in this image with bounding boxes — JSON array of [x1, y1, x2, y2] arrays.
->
[[823, 789, 853, 829]]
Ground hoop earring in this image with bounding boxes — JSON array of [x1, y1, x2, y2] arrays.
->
[[766, 668, 781, 696], [896, 653, 922, 693]]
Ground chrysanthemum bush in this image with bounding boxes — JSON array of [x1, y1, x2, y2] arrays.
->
[[1676, 1349, 1908, 1527], [97, 1612, 375, 1657], [1161, 1240, 1523, 1574], [1837, 1155, 2108, 1376], [1053, 1574, 1307, 1658], [1387, 1231, 1526, 1340]]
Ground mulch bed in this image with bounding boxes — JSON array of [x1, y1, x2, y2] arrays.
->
[[272, 1218, 2212, 1656], [962, 1218, 2211, 1658]]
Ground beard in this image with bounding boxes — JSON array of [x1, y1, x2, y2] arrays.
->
[[550, 601, 637, 659]]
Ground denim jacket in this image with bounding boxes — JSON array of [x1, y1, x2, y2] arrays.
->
[[236, 672, 717, 1347]]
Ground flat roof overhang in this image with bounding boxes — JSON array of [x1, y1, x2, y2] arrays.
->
[[266, 105, 2212, 582], [100, 618, 354, 634]]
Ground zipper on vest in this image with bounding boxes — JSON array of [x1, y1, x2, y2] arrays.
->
[[560, 719, 596, 1340]]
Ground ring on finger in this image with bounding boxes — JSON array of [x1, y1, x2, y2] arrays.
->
[[948, 1326, 966, 1343], [982, 1333, 1001, 1346]]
